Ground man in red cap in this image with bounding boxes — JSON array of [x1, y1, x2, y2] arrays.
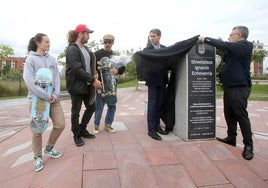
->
[[74, 24, 94, 33], [65, 24, 102, 146]]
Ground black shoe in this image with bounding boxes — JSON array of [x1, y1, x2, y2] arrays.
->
[[81, 129, 96, 139], [216, 137, 236, 147], [74, 136, 84, 147], [156, 125, 168, 135], [148, 130, 162, 141], [242, 146, 254, 160]]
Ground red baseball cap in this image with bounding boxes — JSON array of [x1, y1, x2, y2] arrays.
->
[[74, 24, 94, 33]]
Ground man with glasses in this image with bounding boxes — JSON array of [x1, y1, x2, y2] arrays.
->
[[144, 28, 169, 141], [198, 26, 254, 160], [93, 34, 125, 134]]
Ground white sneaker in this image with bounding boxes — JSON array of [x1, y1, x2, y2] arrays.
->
[[93, 126, 99, 134], [44, 148, 62, 158], [34, 157, 44, 172], [104, 125, 116, 133]]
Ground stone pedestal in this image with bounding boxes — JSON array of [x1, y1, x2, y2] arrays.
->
[[173, 43, 216, 141]]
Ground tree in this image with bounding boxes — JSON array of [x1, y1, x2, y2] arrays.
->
[[146, 36, 151, 47], [252, 49, 268, 76], [0, 44, 14, 60], [0, 44, 14, 76], [2, 64, 11, 75], [5, 69, 22, 80], [86, 40, 101, 52], [57, 47, 67, 66]]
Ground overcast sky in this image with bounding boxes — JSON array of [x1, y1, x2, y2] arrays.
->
[[1, 0, 268, 66]]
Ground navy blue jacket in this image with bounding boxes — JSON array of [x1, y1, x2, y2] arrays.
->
[[204, 37, 253, 87], [143, 44, 168, 86]]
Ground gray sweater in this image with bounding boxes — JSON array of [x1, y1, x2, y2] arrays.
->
[[23, 51, 60, 101]]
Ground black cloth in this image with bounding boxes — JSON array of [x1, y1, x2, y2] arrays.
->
[[134, 35, 199, 80], [134, 35, 199, 132]]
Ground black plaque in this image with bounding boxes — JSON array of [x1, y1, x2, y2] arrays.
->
[[187, 43, 215, 139]]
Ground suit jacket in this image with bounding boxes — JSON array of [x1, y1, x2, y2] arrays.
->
[[143, 44, 168, 86], [134, 35, 199, 132]]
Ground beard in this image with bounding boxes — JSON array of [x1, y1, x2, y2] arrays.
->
[[81, 34, 89, 44]]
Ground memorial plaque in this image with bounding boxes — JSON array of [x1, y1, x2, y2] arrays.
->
[[187, 43, 215, 139], [173, 43, 216, 140]]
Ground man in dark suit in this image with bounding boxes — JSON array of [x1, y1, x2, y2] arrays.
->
[[143, 28, 168, 140], [199, 26, 254, 160]]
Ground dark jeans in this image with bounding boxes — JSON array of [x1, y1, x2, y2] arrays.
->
[[223, 86, 253, 147], [147, 85, 166, 131], [70, 94, 95, 137]]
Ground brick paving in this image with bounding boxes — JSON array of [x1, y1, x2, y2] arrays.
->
[[0, 87, 268, 188]]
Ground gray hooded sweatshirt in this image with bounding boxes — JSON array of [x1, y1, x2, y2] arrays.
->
[[23, 51, 60, 101]]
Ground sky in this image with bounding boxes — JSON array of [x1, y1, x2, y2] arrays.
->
[[1, 0, 268, 70]]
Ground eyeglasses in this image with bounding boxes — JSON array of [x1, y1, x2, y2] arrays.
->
[[104, 40, 113, 44], [229, 33, 240, 37]]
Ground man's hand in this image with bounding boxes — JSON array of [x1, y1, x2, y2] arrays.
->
[[93, 79, 102, 89], [198, 36, 205, 42], [110, 69, 118, 75]]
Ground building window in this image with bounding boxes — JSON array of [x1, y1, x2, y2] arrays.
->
[[11, 61, 16, 69], [2, 61, 6, 69]]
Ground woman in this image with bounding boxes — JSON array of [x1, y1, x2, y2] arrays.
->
[[23, 33, 65, 172]]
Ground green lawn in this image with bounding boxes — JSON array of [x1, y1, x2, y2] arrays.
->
[[216, 84, 268, 101], [1, 79, 267, 101], [118, 79, 138, 88], [118, 79, 268, 101]]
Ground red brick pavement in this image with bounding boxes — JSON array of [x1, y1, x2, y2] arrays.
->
[[0, 87, 268, 187]]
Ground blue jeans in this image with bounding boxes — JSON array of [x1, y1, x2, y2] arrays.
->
[[94, 94, 116, 127]]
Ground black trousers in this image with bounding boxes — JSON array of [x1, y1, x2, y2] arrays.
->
[[70, 94, 95, 137], [223, 86, 253, 147], [147, 85, 166, 131]]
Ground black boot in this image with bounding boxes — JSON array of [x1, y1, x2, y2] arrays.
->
[[73, 136, 84, 147], [80, 124, 95, 139], [216, 137, 236, 147], [242, 145, 254, 160], [72, 127, 84, 147], [81, 129, 95, 139]]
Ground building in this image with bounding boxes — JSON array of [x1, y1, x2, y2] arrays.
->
[[0, 56, 66, 76], [252, 41, 264, 76], [0, 57, 26, 73]]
